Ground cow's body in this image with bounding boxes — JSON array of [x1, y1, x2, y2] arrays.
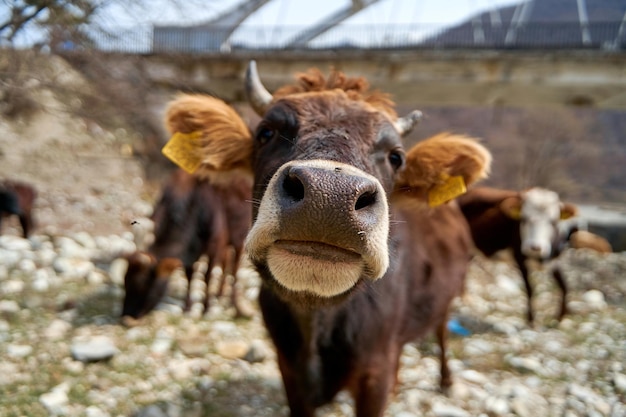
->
[[567, 228, 612, 253], [164, 61, 491, 416], [0, 180, 36, 238], [456, 186, 577, 323], [121, 169, 251, 320]]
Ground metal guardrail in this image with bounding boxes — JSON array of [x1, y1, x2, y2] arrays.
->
[[60, 22, 626, 54]]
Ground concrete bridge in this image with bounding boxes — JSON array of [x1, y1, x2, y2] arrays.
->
[[137, 49, 626, 109]]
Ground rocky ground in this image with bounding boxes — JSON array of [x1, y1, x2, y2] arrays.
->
[[0, 231, 625, 417], [1, 55, 625, 417]]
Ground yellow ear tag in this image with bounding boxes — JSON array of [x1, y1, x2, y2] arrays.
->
[[428, 175, 467, 207], [161, 131, 203, 174]]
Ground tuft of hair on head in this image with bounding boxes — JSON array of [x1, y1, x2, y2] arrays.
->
[[273, 68, 397, 118], [164, 93, 254, 175], [394, 133, 492, 200]]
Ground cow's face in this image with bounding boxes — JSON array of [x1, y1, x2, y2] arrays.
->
[[164, 61, 492, 304], [501, 188, 577, 260], [246, 91, 402, 298], [121, 252, 180, 318]]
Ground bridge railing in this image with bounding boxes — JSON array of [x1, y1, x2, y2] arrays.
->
[[56, 22, 626, 54]]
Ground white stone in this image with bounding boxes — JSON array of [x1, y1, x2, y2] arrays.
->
[[459, 369, 490, 385], [1, 279, 24, 294], [496, 274, 521, 295], [0, 249, 21, 268], [614, 373, 626, 394], [151, 337, 173, 356], [71, 335, 118, 362], [39, 382, 70, 414], [45, 319, 72, 340], [17, 258, 37, 273], [85, 405, 110, 417], [35, 247, 57, 266], [0, 300, 20, 313], [72, 231, 97, 249], [7, 344, 33, 358], [55, 236, 92, 259], [484, 396, 510, 416], [507, 356, 543, 374], [432, 402, 471, 417], [32, 269, 51, 292], [108, 257, 129, 286], [463, 339, 494, 355], [0, 235, 32, 251], [582, 290, 607, 310], [87, 270, 106, 285], [211, 320, 238, 336], [53, 257, 94, 280]]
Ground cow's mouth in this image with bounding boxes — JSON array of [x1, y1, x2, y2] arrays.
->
[[264, 239, 365, 297], [273, 240, 361, 262]]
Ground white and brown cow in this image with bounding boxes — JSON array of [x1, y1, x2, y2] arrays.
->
[[457, 186, 578, 324], [164, 60, 492, 417]]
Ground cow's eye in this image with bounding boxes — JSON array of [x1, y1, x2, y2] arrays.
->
[[256, 126, 277, 145], [388, 150, 404, 170]]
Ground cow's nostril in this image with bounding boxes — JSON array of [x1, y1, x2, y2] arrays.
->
[[355, 190, 377, 211], [283, 172, 305, 202]]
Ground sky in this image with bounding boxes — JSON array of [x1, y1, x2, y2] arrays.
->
[[6, 0, 523, 48]]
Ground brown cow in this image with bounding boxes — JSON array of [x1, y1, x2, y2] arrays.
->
[[567, 227, 613, 253], [121, 169, 252, 320], [164, 61, 491, 416], [0, 180, 36, 238], [456, 186, 577, 324]]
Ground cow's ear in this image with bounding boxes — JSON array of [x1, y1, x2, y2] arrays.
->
[[156, 258, 183, 278], [560, 203, 578, 220], [500, 196, 522, 220], [164, 94, 254, 176], [393, 133, 492, 206], [126, 251, 155, 267]]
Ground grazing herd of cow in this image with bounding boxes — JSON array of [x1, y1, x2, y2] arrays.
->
[[1, 61, 614, 417]]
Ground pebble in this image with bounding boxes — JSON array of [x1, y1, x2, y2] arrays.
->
[[0, 300, 20, 313], [582, 289, 607, 310], [71, 335, 119, 362], [614, 373, 626, 394], [39, 382, 70, 414], [216, 340, 250, 360], [7, 344, 33, 358], [431, 402, 471, 417]]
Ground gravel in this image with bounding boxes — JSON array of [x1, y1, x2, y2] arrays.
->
[[0, 229, 624, 417]]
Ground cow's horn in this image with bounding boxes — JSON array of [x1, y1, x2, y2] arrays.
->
[[394, 110, 423, 136], [245, 60, 273, 116]]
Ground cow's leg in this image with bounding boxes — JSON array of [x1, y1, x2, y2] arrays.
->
[[183, 264, 194, 312], [203, 245, 228, 315], [19, 213, 31, 238], [354, 356, 398, 417], [551, 266, 568, 321], [229, 245, 250, 318], [216, 247, 232, 297], [436, 315, 452, 391], [201, 257, 216, 315], [514, 253, 534, 325], [276, 353, 316, 417]]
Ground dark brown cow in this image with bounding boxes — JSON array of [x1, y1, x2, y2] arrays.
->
[[0, 180, 36, 238], [121, 169, 252, 320], [456, 186, 577, 324], [164, 61, 492, 416]]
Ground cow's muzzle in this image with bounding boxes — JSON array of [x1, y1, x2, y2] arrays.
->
[[246, 160, 390, 297]]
